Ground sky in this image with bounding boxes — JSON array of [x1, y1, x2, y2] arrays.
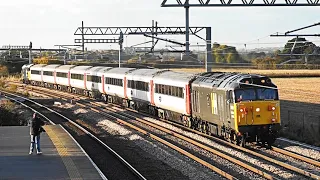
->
[[1, 0, 319, 52]]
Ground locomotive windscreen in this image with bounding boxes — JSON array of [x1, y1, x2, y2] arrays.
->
[[235, 88, 278, 102]]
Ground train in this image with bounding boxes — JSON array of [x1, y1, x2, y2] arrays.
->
[[21, 64, 281, 147]]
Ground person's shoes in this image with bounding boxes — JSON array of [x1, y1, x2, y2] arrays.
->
[[29, 151, 33, 155], [37, 151, 42, 155]]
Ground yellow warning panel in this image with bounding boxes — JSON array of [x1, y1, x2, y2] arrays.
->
[[44, 125, 83, 180]]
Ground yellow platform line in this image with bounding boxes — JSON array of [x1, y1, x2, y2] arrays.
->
[[44, 126, 83, 180]]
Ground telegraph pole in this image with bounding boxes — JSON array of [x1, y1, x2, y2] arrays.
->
[[82, 21, 85, 56], [29, 41, 32, 64], [119, 31, 124, 67], [185, 4, 190, 56]]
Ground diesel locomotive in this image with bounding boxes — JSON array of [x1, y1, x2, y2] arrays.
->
[[21, 64, 281, 147]]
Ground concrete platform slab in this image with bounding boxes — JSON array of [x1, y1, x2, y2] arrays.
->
[[0, 125, 105, 180]]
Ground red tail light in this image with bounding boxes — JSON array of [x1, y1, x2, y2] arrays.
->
[[268, 105, 276, 111], [240, 107, 248, 115]]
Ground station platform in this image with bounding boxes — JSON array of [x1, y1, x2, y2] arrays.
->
[[0, 125, 106, 180]]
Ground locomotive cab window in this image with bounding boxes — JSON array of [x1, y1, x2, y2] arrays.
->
[[235, 89, 256, 102], [235, 88, 278, 102], [226, 90, 234, 103], [257, 88, 278, 100]]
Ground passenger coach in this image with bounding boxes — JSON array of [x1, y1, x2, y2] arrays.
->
[[22, 64, 281, 147]]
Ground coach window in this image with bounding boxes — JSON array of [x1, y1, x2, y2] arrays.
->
[[31, 70, 40, 75], [43, 71, 53, 76], [87, 75, 91, 82], [168, 86, 172, 96], [128, 80, 132, 88], [178, 87, 183, 98]]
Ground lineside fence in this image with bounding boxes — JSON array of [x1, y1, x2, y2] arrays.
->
[[280, 101, 320, 146]]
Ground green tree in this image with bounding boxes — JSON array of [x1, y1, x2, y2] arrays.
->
[[212, 43, 242, 64]]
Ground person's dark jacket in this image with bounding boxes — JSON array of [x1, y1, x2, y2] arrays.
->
[[30, 116, 45, 136]]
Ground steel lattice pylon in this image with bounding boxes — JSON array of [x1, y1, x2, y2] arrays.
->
[[161, 0, 320, 72], [161, 0, 320, 7]]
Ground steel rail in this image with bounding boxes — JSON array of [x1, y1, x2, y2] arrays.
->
[[101, 105, 276, 180], [12, 82, 320, 179], [120, 107, 320, 179], [22, 87, 236, 180], [271, 147, 320, 167], [0, 89, 145, 180]]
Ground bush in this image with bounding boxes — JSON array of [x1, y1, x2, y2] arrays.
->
[[21, 91, 30, 97], [8, 84, 18, 92], [0, 80, 5, 88], [0, 66, 9, 76]]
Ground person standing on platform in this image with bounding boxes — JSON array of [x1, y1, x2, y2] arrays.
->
[[29, 112, 45, 155]]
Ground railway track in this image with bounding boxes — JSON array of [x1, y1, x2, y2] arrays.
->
[[0, 89, 146, 180], [9, 82, 320, 179]]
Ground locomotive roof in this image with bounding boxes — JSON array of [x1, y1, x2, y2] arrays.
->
[[193, 72, 276, 89], [22, 64, 34, 69]]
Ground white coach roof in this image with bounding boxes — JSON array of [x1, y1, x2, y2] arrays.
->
[[42, 64, 62, 71], [30, 64, 47, 70], [105, 68, 136, 74], [128, 69, 168, 78], [56, 65, 76, 71], [153, 71, 196, 82]]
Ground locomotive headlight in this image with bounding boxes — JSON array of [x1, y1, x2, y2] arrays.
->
[[272, 106, 276, 111], [240, 109, 243, 113], [256, 108, 260, 112]]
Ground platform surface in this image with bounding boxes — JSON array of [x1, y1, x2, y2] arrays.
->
[[0, 125, 105, 180]]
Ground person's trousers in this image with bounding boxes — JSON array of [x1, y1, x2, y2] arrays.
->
[[30, 135, 41, 153]]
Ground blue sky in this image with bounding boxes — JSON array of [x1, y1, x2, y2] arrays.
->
[[1, 0, 319, 51]]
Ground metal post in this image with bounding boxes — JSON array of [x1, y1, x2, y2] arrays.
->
[[28, 50, 32, 64], [206, 27, 212, 72], [119, 45, 121, 68], [185, 5, 190, 56], [152, 20, 155, 55], [82, 21, 85, 56]]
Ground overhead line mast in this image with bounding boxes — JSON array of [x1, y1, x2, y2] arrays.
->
[[161, 0, 320, 72]]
